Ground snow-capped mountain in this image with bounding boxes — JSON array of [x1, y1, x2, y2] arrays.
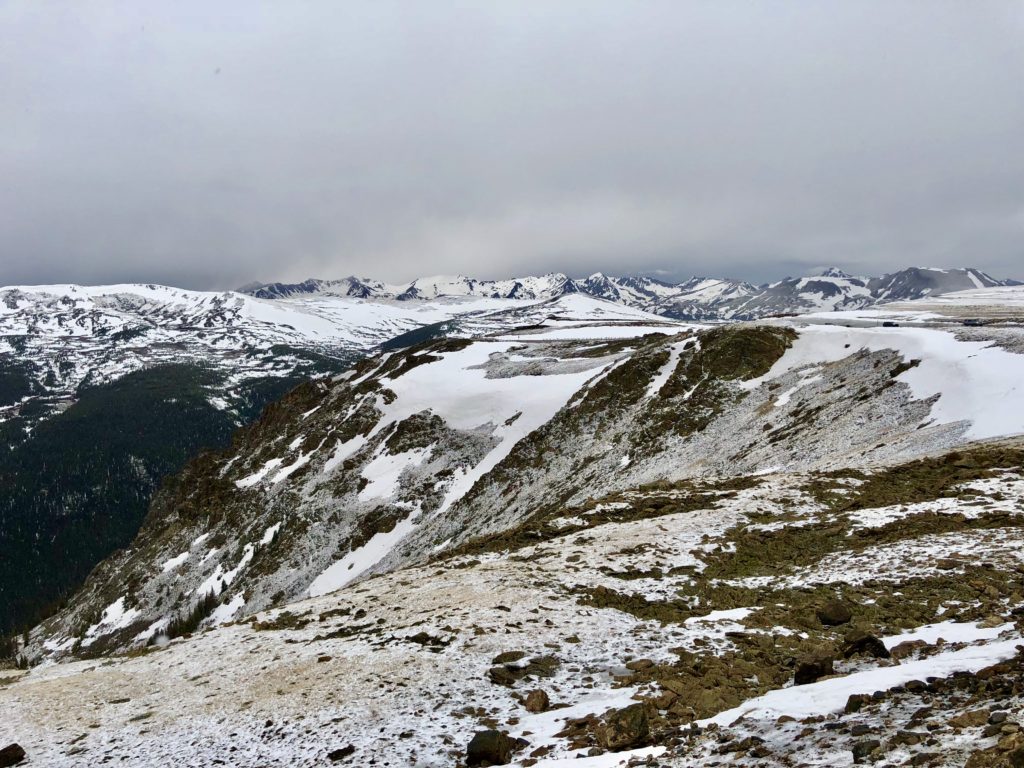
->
[[8, 287, 1024, 767], [0, 283, 553, 426], [32, 289, 1024, 659], [242, 266, 1014, 321]]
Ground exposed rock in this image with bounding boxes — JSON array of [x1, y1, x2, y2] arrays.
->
[[327, 745, 356, 761], [816, 599, 854, 626], [851, 738, 881, 763], [890, 639, 928, 660], [0, 745, 25, 768], [597, 703, 652, 751], [625, 659, 654, 671], [794, 655, 834, 685], [492, 651, 528, 665], [950, 709, 990, 729], [524, 689, 550, 713], [842, 630, 891, 660], [466, 730, 514, 767]]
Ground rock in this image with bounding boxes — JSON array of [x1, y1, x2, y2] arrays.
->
[[990, 711, 1009, 725], [488, 666, 518, 686], [466, 730, 515, 767], [794, 655, 834, 685], [851, 739, 881, 763], [842, 630, 891, 660], [625, 659, 654, 671], [817, 599, 854, 626], [950, 709, 989, 729], [890, 639, 928, 660], [597, 703, 652, 751], [845, 694, 870, 714], [0, 745, 25, 768], [524, 689, 550, 713], [492, 651, 528, 665], [327, 745, 356, 762]]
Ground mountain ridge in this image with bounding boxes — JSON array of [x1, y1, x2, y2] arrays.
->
[[242, 266, 1017, 321]]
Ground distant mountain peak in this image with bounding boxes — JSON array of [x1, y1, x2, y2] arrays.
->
[[818, 267, 855, 279]]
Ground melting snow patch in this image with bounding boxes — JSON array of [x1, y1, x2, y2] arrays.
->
[[358, 447, 431, 501], [83, 597, 140, 645], [882, 619, 1013, 649], [701, 637, 1023, 726], [160, 551, 189, 573], [211, 594, 246, 624], [322, 434, 367, 474], [308, 505, 423, 596], [235, 458, 284, 489]]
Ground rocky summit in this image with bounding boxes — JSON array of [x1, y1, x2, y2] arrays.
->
[[3, 284, 1024, 767]]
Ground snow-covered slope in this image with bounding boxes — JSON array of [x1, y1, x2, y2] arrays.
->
[[6, 440, 1024, 767], [243, 266, 1016, 321], [0, 283, 552, 426], [28, 289, 1024, 664], [6, 288, 1024, 767]]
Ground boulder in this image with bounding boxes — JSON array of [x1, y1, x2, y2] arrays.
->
[[842, 630, 891, 660], [950, 709, 989, 729], [467, 730, 514, 767], [0, 744, 25, 768], [327, 745, 356, 762], [817, 599, 853, 626], [794, 655, 834, 685], [851, 739, 881, 764], [597, 703, 652, 751], [524, 689, 550, 713]]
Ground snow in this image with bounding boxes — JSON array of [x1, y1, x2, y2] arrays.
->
[[684, 607, 754, 625], [235, 458, 284, 489], [211, 594, 246, 624], [644, 338, 691, 398], [701, 637, 1023, 726], [322, 434, 368, 473], [505, 324, 678, 341], [270, 452, 313, 483], [308, 505, 423, 597], [773, 370, 822, 407], [357, 447, 431, 501], [160, 551, 190, 573], [747, 324, 1024, 440], [260, 522, 282, 546], [375, 340, 605, 515], [882, 619, 1013, 649], [83, 597, 141, 645], [530, 748, 666, 768]]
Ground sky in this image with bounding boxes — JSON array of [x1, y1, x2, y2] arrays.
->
[[2, 2, 1023, 289]]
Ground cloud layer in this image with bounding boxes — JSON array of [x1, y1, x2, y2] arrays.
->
[[2, 2, 1023, 288]]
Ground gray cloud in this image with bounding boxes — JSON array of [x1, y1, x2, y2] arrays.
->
[[2, 1, 1023, 289]]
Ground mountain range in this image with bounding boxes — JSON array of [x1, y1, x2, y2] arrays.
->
[[5, 282, 1024, 767], [245, 266, 1015, 320]]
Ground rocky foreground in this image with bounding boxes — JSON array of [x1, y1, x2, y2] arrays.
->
[[3, 440, 1024, 766]]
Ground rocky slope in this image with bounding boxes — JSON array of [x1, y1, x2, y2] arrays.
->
[[25, 290, 1024, 661], [3, 288, 1024, 768], [0, 283, 558, 635], [2, 439, 1024, 767]]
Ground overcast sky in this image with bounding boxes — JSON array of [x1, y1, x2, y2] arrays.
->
[[2, 2, 1023, 289]]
